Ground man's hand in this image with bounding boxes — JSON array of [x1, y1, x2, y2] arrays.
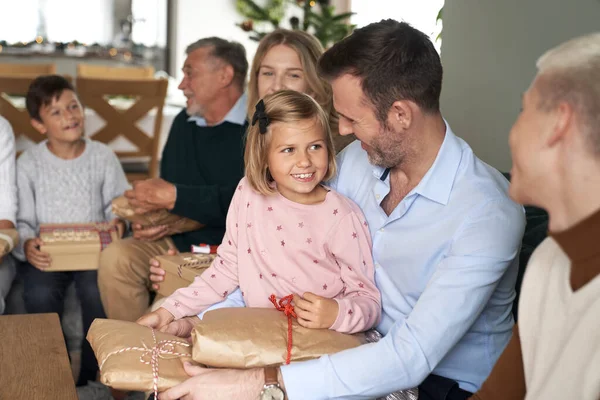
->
[[132, 223, 170, 242], [136, 307, 175, 330], [149, 247, 178, 290], [24, 238, 51, 270], [158, 363, 264, 400], [293, 292, 339, 329], [124, 178, 177, 214]]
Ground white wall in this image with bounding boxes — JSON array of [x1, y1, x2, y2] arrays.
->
[[170, 0, 259, 81], [440, 0, 600, 172]]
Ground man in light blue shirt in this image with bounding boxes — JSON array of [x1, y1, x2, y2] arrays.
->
[[158, 20, 525, 400]]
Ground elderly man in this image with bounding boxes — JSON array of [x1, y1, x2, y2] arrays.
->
[[471, 33, 600, 400], [156, 20, 525, 400], [97, 37, 248, 322]]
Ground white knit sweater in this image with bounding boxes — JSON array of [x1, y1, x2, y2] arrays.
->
[[519, 237, 600, 400], [0, 117, 17, 225], [14, 138, 130, 260]]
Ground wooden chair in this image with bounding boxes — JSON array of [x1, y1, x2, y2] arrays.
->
[[0, 75, 73, 147], [76, 77, 168, 180], [0, 63, 56, 77], [77, 64, 155, 80]]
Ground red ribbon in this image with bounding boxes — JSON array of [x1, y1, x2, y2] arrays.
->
[[269, 294, 297, 365]]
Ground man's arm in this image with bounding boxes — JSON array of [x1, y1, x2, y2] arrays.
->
[[280, 198, 525, 399]]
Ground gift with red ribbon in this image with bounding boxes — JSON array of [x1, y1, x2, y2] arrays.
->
[[87, 319, 193, 396], [191, 299, 366, 369]]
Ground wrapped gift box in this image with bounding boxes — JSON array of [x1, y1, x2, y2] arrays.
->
[[155, 252, 216, 297], [192, 307, 366, 368], [87, 319, 192, 394], [112, 196, 202, 233], [0, 229, 19, 257], [39, 223, 119, 271]]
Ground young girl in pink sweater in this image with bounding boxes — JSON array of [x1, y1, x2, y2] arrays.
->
[[138, 90, 380, 334]]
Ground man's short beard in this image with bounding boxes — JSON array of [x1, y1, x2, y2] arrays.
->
[[367, 124, 406, 169]]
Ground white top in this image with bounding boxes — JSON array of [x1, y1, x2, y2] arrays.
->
[[519, 237, 600, 400], [0, 116, 17, 225]]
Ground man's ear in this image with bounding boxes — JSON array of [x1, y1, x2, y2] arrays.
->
[[546, 102, 573, 147], [387, 100, 413, 131], [220, 64, 235, 88], [30, 118, 47, 136]]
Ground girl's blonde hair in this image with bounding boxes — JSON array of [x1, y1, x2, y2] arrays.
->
[[245, 90, 337, 195], [246, 29, 339, 135]]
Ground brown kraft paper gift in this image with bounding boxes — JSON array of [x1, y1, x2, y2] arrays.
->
[[87, 319, 193, 394], [0, 229, 19, 257], [154, 252, 216, 297], [191, 307, 366, 368], [112, 196, 203, 234], [39, 223, 119, 271]]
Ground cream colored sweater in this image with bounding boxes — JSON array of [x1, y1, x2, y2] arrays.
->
[[519, 237, 600, 400]]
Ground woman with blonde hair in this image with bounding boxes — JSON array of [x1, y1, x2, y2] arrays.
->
[[247, 28, 354, 152]]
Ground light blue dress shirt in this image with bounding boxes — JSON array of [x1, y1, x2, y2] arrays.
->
[[201, 123, 525, 399], [187, 93, 247, 127]]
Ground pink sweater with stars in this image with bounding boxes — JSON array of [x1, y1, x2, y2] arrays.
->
[[162, 177, 381, 334]]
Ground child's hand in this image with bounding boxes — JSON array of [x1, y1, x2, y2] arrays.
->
[[24, 238, 51, 270], [136, 307, 175, 329], [293, 292, 339, 329]]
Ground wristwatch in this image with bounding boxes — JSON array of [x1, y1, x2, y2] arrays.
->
[[259, 366, 285, 400]]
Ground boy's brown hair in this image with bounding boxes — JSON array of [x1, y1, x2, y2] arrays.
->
[[245, 90, 337, 196], [25, 75, 76, 122]]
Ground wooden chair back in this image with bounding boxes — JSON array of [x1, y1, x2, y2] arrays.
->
[[77, 64, 155, 80], [0, 63, 56, 77], [0, 75, 73, 146], [76, 77, 168, 179]]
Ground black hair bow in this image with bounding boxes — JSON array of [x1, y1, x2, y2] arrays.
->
[[251, 99, 270, 134]]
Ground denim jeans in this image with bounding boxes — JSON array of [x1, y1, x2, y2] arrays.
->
[[20, 262, 106, 386]]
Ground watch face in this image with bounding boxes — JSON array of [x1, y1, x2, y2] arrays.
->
[[260, 385, 285, 400]]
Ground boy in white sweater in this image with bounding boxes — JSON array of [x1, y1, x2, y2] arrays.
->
[[15, 75, 130, 386], [0, 116, 17, 315]]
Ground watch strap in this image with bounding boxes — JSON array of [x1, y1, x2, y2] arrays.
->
[[264, 366, 279, 386]]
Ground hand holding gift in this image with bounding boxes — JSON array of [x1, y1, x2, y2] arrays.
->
[[293, 292, 340, 329], [24, 237, 51, 270], [112, 195, 204, 237], [125, 178, 177, 214], [137, 307, 175, 330]]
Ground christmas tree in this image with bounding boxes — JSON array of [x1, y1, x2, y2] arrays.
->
[[236, 0, 355, 48]]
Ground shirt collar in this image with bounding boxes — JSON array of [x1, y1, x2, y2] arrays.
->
[[187, 92, 248, 127], [372, 120, 463, 205]]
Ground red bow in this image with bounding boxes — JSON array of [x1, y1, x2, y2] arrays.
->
[[269, 294, 296, 365]]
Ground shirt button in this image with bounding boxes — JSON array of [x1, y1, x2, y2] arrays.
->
[[379, 228, 385, 232], [376, 194, 381, 200]]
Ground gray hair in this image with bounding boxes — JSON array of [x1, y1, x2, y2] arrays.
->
[[186, 37, 248, 92], [535, 32, 600, 154]]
